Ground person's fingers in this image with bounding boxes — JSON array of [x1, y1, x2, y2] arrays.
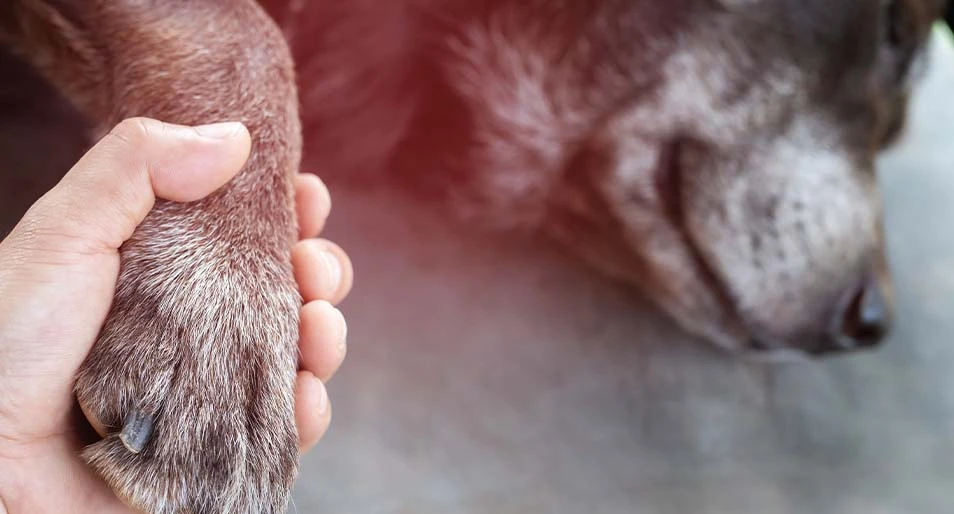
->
[[295, 174, 332, 240], [16, 117, 250, 253], [299, 300, 347, 382], [292, 239, 354, 305], [295, 371, 331, 453]]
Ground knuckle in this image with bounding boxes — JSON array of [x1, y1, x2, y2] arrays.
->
[[108, 117, 163, 150], [98, 117, 167, 184]]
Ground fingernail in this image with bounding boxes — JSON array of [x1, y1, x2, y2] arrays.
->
[[193, 121, 246, 139], [332, 306, 348, 355], [320, 249, 342, 298], [317, 382, 329, 415]]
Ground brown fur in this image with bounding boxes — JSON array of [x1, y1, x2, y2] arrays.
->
[[0, 0, 946, 512]]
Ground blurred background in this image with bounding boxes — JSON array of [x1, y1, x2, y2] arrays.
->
[[2, 24, 953, 514]]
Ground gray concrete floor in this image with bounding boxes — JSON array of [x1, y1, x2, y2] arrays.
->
[[1, 30, 952, 514], [292, 34, 954, 513]]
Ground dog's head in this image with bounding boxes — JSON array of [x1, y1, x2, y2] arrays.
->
[[449, 0, 944, 355]]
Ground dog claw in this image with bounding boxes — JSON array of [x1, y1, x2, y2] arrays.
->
[[119, 408, 154, 454]]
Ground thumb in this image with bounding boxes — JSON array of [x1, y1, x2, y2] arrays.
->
[[14, 117, 250, 254]]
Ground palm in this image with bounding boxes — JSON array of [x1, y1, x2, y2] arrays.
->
[[0, 171, 347, 511], [3, 428, 136, 513]]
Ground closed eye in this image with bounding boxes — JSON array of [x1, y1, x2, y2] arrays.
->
[[880, 0, 923, 84], [886, 0, 905, 48]]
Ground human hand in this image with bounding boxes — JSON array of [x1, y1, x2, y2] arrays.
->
[[0, 118, 352, 513]]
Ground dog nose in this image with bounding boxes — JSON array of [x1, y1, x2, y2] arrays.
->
[[824, 277, 892, 353]]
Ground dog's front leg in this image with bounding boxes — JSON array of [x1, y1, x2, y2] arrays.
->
[[1, 1, 302, 512]]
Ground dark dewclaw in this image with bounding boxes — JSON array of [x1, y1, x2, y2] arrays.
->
[[119, 408, 154, 454]]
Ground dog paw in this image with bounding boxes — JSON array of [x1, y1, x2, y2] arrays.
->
[[75, 242, 301, 514]]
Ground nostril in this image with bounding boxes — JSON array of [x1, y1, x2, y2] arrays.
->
[[838, 280, 892, 348]]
